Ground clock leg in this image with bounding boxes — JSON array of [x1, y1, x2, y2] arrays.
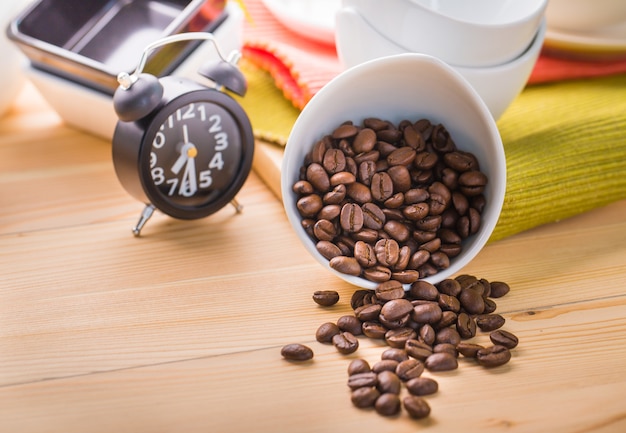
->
[[230, 198, 243, 213], [132, 204, 156, 237]]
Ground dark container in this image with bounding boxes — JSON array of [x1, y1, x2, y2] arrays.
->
[[7, 0, 227, 94]]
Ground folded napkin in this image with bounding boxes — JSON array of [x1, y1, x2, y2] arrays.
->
[[238, 0, 626, 241]]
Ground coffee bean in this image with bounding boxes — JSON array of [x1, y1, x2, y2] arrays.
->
[[424, 352, 458, 371], [296, 194, 323, 218], [395, 358, 424, 381], [456, 342, 484, 358], [375, 279, 405, 302], [306, 163, 330, 192], [489, 281, 511, 298], [354, 303, 382, 322], [418, 324, 436, 346], [329, 256, 361, 276], [435, 327, 461, 346], [405, 376, 439, 396], [458, 170, 488, 196], [353, 241, 377, 268], [281, 343, 314, 361], [409, 280, 439, 301], [405, 339, 433, 361], [372, 360, 399, 374], [380, 299, 414, 321], [490, 329, 519, 349], [456, 312, 477, 339], [346, 182, 372, 204], [374, 238, 401, 268], [437, 278, 462, 297], [323, 148, 346, 174], [312, 290, 340, 306], [332, 123, 358, 139], [459, 287, 485, 315], [347, 371, 378, 389], [375, 393, 401, 416], [351, 386, 380, 408], [362, 321, 387, 339], [315, 241, 342, 260], [412, 302, 443, 324], [385, 327, 417, 349], [377, 370, 402, 395], [403, 395, 431, 419], [315, 322, 341, 343], [340, 203, 364, 233], [337, 315, 363, 336], [363, 265, 392, 282], [333, 332, 359, 354], [476, 345, 512, 367], [476, 313, 505, 332], [348, 358, 371, 375]]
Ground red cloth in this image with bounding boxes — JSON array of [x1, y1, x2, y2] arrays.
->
[[241, 0, 626, 109]]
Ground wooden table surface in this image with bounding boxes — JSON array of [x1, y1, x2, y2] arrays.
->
[[1, 83, 625, 433]]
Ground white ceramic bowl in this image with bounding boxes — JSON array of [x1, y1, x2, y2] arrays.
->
[[281, 54, 506, 290], [545, 0, 626, 34], [341, 0, 547, 68], [336, 7, 546, 121]]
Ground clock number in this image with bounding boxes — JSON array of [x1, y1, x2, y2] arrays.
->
[[215, 132, 229, 151], [152, 167, 165, 185], [197, 104, 207, 122], [167, 178, 179, 196], [199, 170, 213, 188], [208, 114, 222, 133], [153, 132, 166, 149], [150, 152, 157, 168], [209, 152, 224, 171], [176, 104, 196, 121]]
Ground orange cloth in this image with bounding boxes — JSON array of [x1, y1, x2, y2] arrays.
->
[[241, 0, 626, 109]]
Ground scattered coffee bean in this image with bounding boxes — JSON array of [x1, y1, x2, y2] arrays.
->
[[396, 359, 425, 381], [456, 342, 484, 358], [375, 393, 401, 416], [312, 290, 340, 306], [280, 344, 314, 361], [347, 371, 378, 390], [333, 332, 359, 354], [377, 370, 402, 395], [476, 345, 512, 367], [489, 281, 511, 298], [405, 376, 439, 396], [424, 352, 458, 371], [351, 386, 380, 408], [490, 329, 519, 349], [348, 359, 371, 375], [476, 313, 506, 332], [315, 322, 341, 343], [337, 315, 363, 336], [403, 395, 431, 419], [372, 359, 400, 374]]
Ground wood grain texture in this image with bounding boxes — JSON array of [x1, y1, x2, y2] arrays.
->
[[1, 84, 625, 433]]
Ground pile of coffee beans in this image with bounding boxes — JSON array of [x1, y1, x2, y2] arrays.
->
[[292, 117, 489, 283], [281, 274, 519, 421]]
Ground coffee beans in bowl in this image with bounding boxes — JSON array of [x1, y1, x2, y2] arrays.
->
[[281, 54, 506, 289], [292, 117, 489, 288]]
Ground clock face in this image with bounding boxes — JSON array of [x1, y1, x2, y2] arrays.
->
[[146, 100, 243, 210]]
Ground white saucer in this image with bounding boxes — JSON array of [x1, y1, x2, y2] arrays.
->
[[260, 0, 340, 45], [544, 22, 626, 60]]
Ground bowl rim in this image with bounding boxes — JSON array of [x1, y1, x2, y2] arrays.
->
[[281, 53, 506, 289]]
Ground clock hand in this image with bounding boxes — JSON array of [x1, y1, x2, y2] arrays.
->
[[180, 147, 198, 197], [171, 125, 192, 175], [171, 147, 188, 175]]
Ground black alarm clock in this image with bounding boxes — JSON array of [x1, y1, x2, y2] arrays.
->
[[112, 32, 254, 236]]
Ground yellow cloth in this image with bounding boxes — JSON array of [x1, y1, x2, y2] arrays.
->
[[239, 61, 626, 241]]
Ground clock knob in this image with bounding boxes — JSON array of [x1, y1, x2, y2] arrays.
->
[[113, 72, 164, 122]]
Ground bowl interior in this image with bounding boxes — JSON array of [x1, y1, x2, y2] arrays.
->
[[281, 54, 506, 289]]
